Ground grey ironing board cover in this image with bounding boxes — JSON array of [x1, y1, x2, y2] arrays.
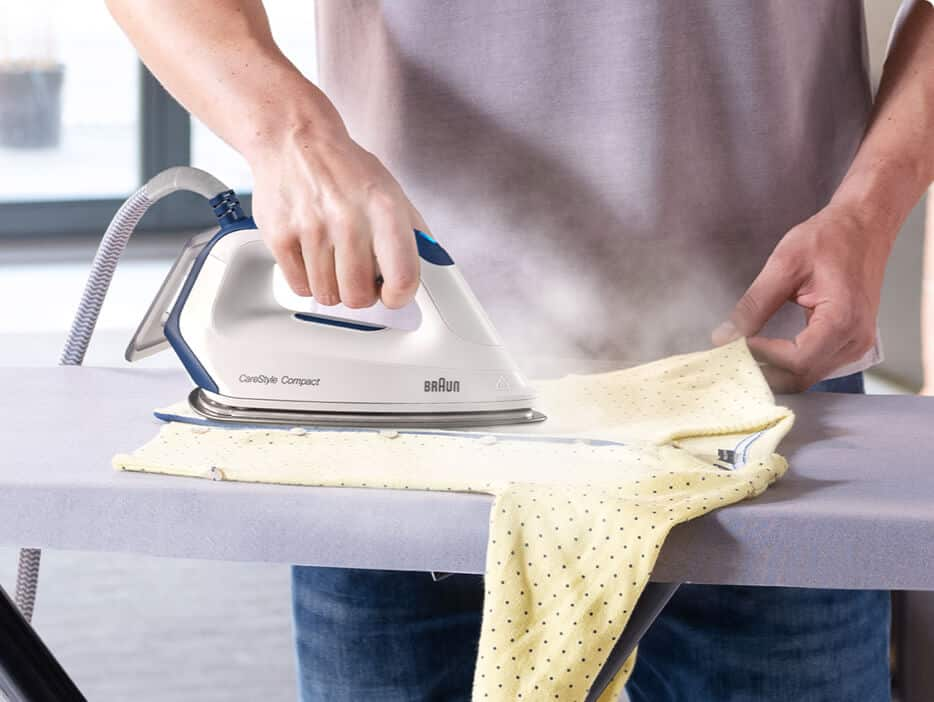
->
[[1, 366, 932, 590]]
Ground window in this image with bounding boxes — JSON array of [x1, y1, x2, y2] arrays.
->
[[0, 2, 139, 203], [0, 0, 317, 237], [191, 1, 318, 194]]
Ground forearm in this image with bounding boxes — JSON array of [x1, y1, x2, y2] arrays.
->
[[830, 1, 934, 245], [106, 0, 345, 159], [109, 0, 423, 308]]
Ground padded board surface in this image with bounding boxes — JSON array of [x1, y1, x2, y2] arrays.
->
[[0, 366, 932, 589]]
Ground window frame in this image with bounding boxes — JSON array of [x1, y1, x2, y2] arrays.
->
[[0, 65, 252, 239]]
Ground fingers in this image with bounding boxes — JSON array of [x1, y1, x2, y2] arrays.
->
[[712, 254, 802, 346], [300, 221, 339, 306], [370, 199, 419, 309], [266, 235, 311, 297], [746, 306, 872, 392], [253, 141, 423, 308], [746, 317, 844, 393], [270, 214, 420, 308], [332, 215, 379, 309], [756, 341, 861, 393]]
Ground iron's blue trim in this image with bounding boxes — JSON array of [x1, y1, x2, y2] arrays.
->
[[164, 216, 258, 394], [219, 216, 257, 234], [293, 312, 386, 332], [414, 228, 454, 266], [166, 221, 448, 391], [209, 189, 247, 227]]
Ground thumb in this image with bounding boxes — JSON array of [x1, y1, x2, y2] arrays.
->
[[712, 256, 801, 346]]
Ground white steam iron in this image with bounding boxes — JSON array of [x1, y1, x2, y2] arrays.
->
[[124, 169, 545, 428]]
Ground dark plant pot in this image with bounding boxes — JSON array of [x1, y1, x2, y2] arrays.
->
[[0, 64, 65, 149]]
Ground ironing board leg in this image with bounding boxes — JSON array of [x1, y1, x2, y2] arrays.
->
[[584, 581, 680, 702], [0, 583, 86, 702]]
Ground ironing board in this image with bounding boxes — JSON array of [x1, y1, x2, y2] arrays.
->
[[2, 365, 934, 701]]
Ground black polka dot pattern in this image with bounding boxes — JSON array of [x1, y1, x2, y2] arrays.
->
[[114, 340, 794, 701]]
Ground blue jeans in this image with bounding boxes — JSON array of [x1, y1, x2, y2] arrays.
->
[[292, 372, 890, 701]]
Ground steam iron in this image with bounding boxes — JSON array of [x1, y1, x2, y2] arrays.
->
[[126, 189, 546, 429]]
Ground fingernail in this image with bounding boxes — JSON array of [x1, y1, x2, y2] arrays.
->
[[712, 321, 741, 346]]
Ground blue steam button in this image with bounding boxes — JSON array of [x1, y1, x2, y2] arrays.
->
[[414, 228, 454, 266]]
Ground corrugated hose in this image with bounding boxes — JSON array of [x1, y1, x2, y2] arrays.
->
[[13, 167, 234, 623]]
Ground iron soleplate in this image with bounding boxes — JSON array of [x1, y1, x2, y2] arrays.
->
[[188, 388, 547, 429]]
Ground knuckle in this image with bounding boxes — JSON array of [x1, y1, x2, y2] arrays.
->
[[735, 293, 762, 322], [853, 326, 876, 354], [264, 229, 295, 253], [308, 273, 336, 295], [271, 235, 309, 261], [342, 292, 376, 309], [281, 264, 304, 281], [285, 275, 310, 295], [391, 267, 420, 294], [784, 355, 810, 378], [825, 318, 848, 338], [366, 186, 397, 213], [768, 251, 799, 278], [380, 284, 415, 309], [301, 221, 329, 248], [832, 306, 855, 329], [324, 198, 355, 227], [791, 376, 812, 393], [329, 220, 358, 245], [380, 294, 405, 310], [314, 289, 339, 306], [342, 279, 378, 309]]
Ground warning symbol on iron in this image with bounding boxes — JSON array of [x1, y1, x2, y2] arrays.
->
[[496, 375, 511, 391]]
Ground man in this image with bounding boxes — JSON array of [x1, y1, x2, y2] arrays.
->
[[108, 1, 934, 699]]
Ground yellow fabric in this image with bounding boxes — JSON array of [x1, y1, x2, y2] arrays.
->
[[113, 339, 794, 701]]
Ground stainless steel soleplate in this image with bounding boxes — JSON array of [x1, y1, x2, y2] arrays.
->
[[188, 389, 547, 429]]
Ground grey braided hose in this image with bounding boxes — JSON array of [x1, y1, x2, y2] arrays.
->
[[13, 549, 42, 623], [13, 167, 230, 622]]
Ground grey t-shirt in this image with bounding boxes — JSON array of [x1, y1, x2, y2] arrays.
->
[[315, 1, 881, 371]]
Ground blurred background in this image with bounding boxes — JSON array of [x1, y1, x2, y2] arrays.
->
[[0, 1, 930, 700], [0, 2, 313, 700]]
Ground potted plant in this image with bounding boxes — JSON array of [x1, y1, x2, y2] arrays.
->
[[0, 9, 64, 149]]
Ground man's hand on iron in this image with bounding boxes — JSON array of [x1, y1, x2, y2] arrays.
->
[[712, 204, 891, 393], [105, 0, 427, 310], [250, 123, 427, 310]]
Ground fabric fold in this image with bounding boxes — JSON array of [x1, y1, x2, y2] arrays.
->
[[113, 339, 794, 700]]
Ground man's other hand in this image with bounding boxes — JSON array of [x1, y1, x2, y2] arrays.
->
[[711, 204, 891, 392]]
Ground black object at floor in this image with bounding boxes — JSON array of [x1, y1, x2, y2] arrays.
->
[[585, 581, 681, 702], [0, 583, 86, 702]]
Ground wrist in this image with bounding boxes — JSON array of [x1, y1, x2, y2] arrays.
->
[[231, 67, 349, 162], [829, 157, 927, 247]]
